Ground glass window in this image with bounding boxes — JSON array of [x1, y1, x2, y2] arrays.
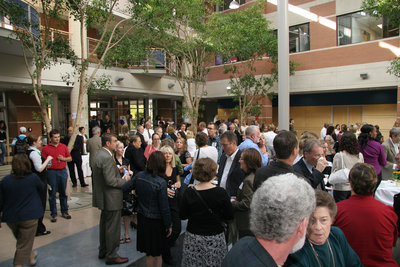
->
[[337, 11, 399, 46], [289, 23, 310, 53]]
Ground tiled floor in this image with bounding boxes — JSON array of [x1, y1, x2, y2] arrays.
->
[[0, 176, 147, 267]]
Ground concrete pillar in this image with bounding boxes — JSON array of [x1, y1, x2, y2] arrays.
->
[[277, 0, 290, 130]]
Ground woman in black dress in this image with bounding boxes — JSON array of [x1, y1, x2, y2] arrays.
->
[[160, 145, 182, 265], [114, 141, 133, 244]]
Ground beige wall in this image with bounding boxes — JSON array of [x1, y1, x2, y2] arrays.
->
[[284, 104, 396, 137]]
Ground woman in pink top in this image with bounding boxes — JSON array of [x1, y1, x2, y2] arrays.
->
[[144, 133, 161, 160]]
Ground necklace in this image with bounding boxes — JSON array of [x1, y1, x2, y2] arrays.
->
[[309, 239, 335, 267]]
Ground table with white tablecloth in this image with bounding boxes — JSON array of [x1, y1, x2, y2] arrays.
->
[[375, 180, 400, 206], [74, 154, 91, 177]]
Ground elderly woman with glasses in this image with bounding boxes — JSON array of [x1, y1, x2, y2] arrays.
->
[[284, 190, 362, 267]]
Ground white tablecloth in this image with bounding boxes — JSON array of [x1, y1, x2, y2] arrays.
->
[[375, 180, 400, 206], [74, 154, 92, 177]]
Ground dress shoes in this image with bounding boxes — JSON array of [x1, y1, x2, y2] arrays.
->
[[36, 230, 51, 236], [106, 257, 128, 265], [81, 183, 89, 187], [61, 212, 72, 219], [72, 184, 77, 188]]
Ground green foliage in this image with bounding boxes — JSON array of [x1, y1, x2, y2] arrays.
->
[[207, 1, 277, 61], [388, 57, 400, 77], [87, 74, 112, 94], [362, 0, 400, 26], [206, 1, 278, 122], [362, 0, 400, 77]]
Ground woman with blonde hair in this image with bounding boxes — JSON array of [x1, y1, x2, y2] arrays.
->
[[160, 145, 181, 264], [175, 137, 192, 168]]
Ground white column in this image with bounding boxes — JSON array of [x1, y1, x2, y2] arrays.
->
[[278, 0, 290, 131]]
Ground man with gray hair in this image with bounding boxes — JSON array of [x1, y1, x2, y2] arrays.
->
[[382, 127, 400, 179], [222, 174, 315, 266], [294, 138, 329, 189], [136, 125, 147, 151], [238, 125, 268, 166], [87, 126, 102, 169]]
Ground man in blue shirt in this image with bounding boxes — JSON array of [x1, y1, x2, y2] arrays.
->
[[238, 125, 268, 166], [207, 122, 222, 162]]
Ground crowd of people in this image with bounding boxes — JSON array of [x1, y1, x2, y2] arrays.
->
[[1, 117, 400, 267]]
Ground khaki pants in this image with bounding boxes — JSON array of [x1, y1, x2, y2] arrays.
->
[[7, 219, 38, 265]]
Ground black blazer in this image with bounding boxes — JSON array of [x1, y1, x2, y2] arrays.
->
[[253, 159, 297, 191], [217, 149, 245, 197], [136, 132, 147, 151], [125, 144, 146, 174], [61, 134, 83, 161], [293, 158, 326, 190]]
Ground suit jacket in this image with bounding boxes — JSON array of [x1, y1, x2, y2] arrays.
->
[[61, 134, 83, 160], [217, 149, 245, 197], [253, 159, 297, 191], [92, 148, 126, 211], [87, 135, 102, 168], [382, 138, 398, 180], [136, 132, 147, 151], [293, 158, 326, 190]]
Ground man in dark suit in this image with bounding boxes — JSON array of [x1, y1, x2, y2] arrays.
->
[[62, 127, 88, 187], [124, 135, 146, 175], [136, 125, 147, 151], [217, 131, 245, 197], [92, 133, 130, 265], [293, 138, 329, 190], [253, 131, 299, 191], [229, 123, 242, 146], [89, 115, 98, 138], [382, 127, 400, 180], [96, 114, 104, 132]]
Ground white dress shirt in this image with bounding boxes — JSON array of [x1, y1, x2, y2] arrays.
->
[[144, 128, 154, 144], [220, 148, 239, 189]]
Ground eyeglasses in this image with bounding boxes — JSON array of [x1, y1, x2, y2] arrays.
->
[[207, 127, 214, 130]]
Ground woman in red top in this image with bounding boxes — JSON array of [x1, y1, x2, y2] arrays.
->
[[144, 133, 161, 160]]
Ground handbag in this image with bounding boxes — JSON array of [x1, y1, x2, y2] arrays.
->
[[329, 152, 350, 185], [192, 187, 229, 243]]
